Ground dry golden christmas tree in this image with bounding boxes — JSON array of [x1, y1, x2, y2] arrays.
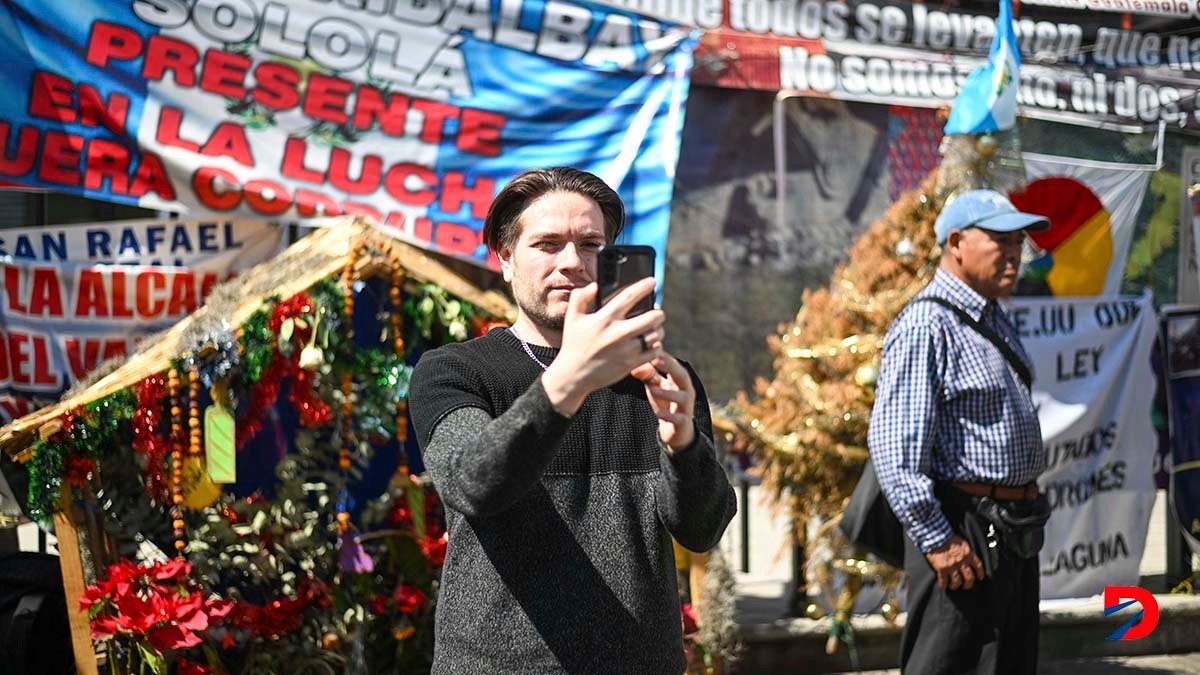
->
[[718, 175, 943, 524], [716, 127, 1024, 658]]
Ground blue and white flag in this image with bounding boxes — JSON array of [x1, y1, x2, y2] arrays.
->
[[0, 1, 696, 277], [944, 0, 1020, 134]]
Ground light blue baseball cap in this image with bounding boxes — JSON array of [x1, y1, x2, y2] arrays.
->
[[934, 189, 1049, 244]]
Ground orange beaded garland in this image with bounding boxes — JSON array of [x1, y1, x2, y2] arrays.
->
[[187, 368, 202, 456], [336, 245, 362, 530], [167, 367, 186, 557]]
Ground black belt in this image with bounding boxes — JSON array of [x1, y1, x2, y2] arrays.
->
[[951, 480, 1039, 502]]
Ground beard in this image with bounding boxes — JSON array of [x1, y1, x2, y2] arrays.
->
[[513, 284, 566, 331], [522, 301, 565, 331]]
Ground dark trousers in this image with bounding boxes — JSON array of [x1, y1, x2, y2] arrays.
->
[[899, 490, 1040, 675]]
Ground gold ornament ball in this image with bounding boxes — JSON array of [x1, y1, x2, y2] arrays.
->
[[975, 133, 998, 158], [854, 363, 880, 388], [805, 603, 826, 620], [880, 602, 900, 624]]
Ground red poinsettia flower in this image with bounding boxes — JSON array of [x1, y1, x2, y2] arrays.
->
[[207, 599, 234, 623], [303, 579, 333, 609], [79, 582, 110, 612], [90, 615, 119, 640], [107, 560, 145, 598], [177, 657, 211, 675], [82, 558, 240, 654], [152, 558, 191, 581], [393, 585, 427, 615], [113, 588, 157, 633], [171, 593, 210, 633], [148, 624, 203, 651]]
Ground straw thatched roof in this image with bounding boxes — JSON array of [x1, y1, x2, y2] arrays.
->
[[0, 217, 514, 462]]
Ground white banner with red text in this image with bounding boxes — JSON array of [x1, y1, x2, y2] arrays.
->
[[0, 218, 282, 422]]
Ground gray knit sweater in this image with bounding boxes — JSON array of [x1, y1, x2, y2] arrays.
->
[[408, 328, 737, 675]]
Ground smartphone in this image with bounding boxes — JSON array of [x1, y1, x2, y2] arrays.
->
[[594, 245, 656, 317]]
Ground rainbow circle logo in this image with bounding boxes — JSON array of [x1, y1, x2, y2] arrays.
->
[[1009, 177, 1113, 296]]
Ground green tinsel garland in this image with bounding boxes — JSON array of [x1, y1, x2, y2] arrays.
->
[[352, 350, 412, 439], [27, 389, 138, 526], [27, 436, 66, 527], [238, 300, 277, 386]]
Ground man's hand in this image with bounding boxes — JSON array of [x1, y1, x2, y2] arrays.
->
[[925, 535, 986, 591], [631, 352, 695, 452], [542, 278, 664, 415]]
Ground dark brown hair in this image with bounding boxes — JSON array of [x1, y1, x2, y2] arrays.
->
[[482, 167, 625, 253]]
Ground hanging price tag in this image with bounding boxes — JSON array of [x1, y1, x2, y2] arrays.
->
[[205, 403, 237, 484]]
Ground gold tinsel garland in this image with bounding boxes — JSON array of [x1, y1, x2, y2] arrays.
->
[[726, 125, 1025, 648], [722, 174, 948, 644]]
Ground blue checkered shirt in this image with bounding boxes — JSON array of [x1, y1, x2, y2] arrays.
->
[[868, 269, 1044, 553]]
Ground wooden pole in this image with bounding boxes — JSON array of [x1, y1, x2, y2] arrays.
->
[[688, 550, 710, 619], [53, 486, 100, 675]]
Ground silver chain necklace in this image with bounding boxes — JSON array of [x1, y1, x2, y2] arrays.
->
[[510, 328, 550, 371]]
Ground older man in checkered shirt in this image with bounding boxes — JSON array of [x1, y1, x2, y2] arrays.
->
[[869, 189, 1050, 675]]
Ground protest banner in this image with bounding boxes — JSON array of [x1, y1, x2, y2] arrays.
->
[[0, 0, 697, 276], [1005, 294, 1158, 599], [0, 218, 281, 422], [611, 0, 1200, 131]]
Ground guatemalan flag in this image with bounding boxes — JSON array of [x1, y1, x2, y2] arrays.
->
[[944, 0, 1020, 134]]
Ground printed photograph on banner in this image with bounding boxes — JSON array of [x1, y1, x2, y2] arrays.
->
[[661, 91, 895, 399], [0, 0, 697, 274], [1002, 295, 1158, 598]]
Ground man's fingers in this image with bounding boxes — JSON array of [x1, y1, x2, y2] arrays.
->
[[643, 384, 664, 414], [948, 568, 962, 591], [599, 277, 656, 318], [631, 362, 662, 385], [613, 309, 665, 340], [567, 283, 598, 319], [649, 387, 688, 405], [653, 352, 694, 396], [655, 410, 691, 427], [968, 552, 986, 581], [959, 562, 976, 590], [638, 329, 665, 350]]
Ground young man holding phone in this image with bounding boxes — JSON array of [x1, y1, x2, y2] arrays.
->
[[408, 167, 736, 674]]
